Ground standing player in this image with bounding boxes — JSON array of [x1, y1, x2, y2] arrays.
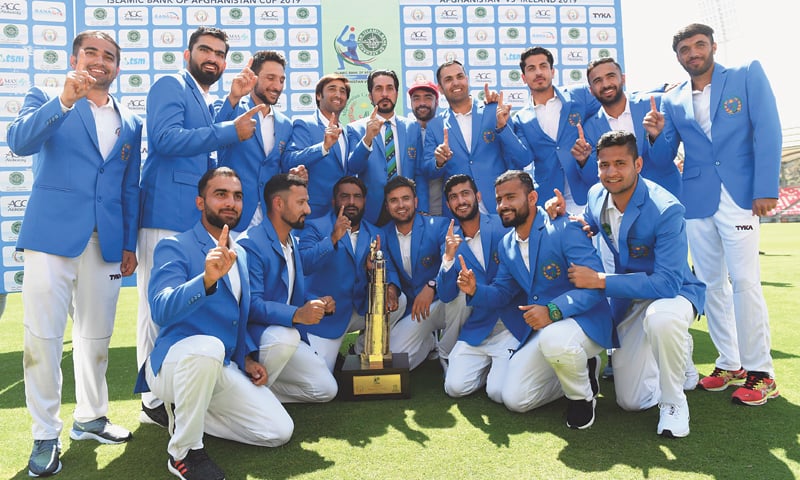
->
[[8, 31, 141, 477], [644, 23, 781, 405]]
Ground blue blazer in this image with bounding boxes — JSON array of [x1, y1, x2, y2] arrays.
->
[[346, 115, 429, 223], [283, 112, 349, 219], [238, 219, 310, 344], [583, 178, 705, 326], [437, 214, 529, 345], [651, 61, 781, 219], [581, 93, 682, 197], [216, 97, 294, 232], [421, 100, 529, 215], [298, 213, 398, 339], [134, 221, 256, 393], [511, 86, 600, 206], [382, 214, 450, 316], [140, 70, 240, 232], [469, 208, 613, 349], [8, 88, 141, 262]]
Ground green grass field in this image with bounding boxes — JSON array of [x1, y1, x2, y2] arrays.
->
[[1, 223, 799, 479]]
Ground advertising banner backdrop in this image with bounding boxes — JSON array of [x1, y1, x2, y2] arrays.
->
[[0, 0, 623, 292]]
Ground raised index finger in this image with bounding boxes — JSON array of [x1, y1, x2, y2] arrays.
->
[[443, 127, 449, 147], [338, 205, 345, 217], [244, 56, 253, 71], [458, 254, 468, 272], [76, 49, 87, 71], [217, 224, 230, 248], [447, 218, 455, 236], [650, 95, 657, 113], [577, 122, 585, 142], [370, 105, 378, 119], [484, 83, 490, 99]]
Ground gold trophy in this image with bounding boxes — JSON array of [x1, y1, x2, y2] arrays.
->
[[336, 239, 410, 400]]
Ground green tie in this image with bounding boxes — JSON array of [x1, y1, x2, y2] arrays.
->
[[384, 121, 396, 178]]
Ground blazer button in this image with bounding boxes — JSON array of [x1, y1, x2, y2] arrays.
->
[[533, 295, 539, 301], [714, 161, 720, 166]]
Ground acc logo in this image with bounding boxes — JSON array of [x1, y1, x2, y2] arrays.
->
[[475, 7, 487, 18], [534, 9, 552, 19], [542, 262, 561, 280], [14, 270, 23, 285], [568, 112, 582, 127], [358, 28, 388, 56], [8, 171, 24, 185], [296, 7, 310, 19], [568, 28, 581, 40], [1, 3, 22, 13], [42, 50, 58, 65], [723, 97, 742, 115], [443, 28, 457, 40], [299, 93, 313, 106], [629, 244, 650, 258], [482, 129, 495, 144], [93, 8, 107, 20], [127, 99, 145, 109], [264, 29, 277, 41], [124, 9, 143, 20], [230, 8, 242, 20], [11, 220, 22, 235], [507, 28, 519, 40], [7, 198, 26, 208], [3, 25, 18, 38], [162, 52, 176, 64], [407, 146, 416, 160], [439, 9, 459, 20], [127, 31, 141, 43], [421, 255, 434, 268], [570, 70, 582, 81], [507, 92, 524, 101]]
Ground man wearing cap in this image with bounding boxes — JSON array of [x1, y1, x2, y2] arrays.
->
[[347, 69, 428, 224], [407, 80, 441, 215]]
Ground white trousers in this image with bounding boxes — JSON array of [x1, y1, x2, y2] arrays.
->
[[686, 186, 773, 375], [22, 236, 122, 439], [613, 297, 694, 411], [136, 227, 178, 408], [146, 335, 293, 460], [502, 318, 603, 413], [390, 296, 469, 370], [307, 294, 407, 372], [444, 327, 517, 404], [259, 326, 338, 403]]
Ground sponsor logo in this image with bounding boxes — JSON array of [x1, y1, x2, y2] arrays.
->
[[735, 224, 753, 231], [507, 27, 519, 39], [476, 49, 488, 61], [42, 50, 58, 65], [93, 8, 107, 21], [41, 28, 58, 43], [358, 28, 387, 56], [3, 25, 18, 38], [299, 93, 312, 106], [443, 28, 456, 40], [160, 32, 176, 45], [264, 29, 277, 41], [11, 220, 21, 235], [475, 7, 487, 18], [297, 50, 311, 63], [5, 99, 21, 115], [296, 7, 309, 19], [129, 75, 142, 88], [230, 51, 244, 64], [127, 30, 141, 43], [14, 270, 23, 285], [194, 10, 209, 23], [508, 70, 521, 82], [230, 8, 242, 20], [162, 52, 176, 64], [8, 171, 23, 185], [413, 49, 426, 61], [568, 28, 580, 40], [411, 8, 425, 21], [570, 70, 582, 81]]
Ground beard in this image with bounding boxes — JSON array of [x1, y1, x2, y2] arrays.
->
[[339, 205, 364, 226], [283, 212, 306, 230], [413, 105, 434, 122], [188, 58, 223, 87], [205, 207, 241, 231], [597, 86, 624, 106], [499, 205, 529, 228], [452, 202, 479, 223], [254, 85, 279, 106], [376, 99, 396, 115]]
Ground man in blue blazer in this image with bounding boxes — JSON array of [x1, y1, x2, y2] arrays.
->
[[347, 69, 429, 223], [407, 80, 440, 214], [284, 74, 351, 219], [572, 58, 682, 198], [216, 50, 295, 233], [422, 60, 529, 216], [457, 171, 612, 430], [7, 31, 140, 477], [136, 168, 292, 480], [437, 175, 527, 403], [238, 174, 338, 403], [644, 23, 781, 406], [511, 47, 601, 212], [298, 176, 404, 371], [137, 26, 265, 424], [381, 176, 460, 370], [566, 131, 705, 438]]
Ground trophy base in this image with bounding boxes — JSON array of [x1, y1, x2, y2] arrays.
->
[[336, 352, 410, 400]]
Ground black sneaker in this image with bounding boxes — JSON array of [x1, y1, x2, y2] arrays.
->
[[588, 355, 600, 398], [566, 398, 596, 430], [140, 402, 169, 428], [168, 449, 225, 480]]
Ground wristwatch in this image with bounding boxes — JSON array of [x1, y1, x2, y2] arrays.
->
[[427, 279, 437, 294], [547, 302, 563, 321]]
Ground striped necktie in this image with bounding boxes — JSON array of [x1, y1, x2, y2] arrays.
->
[[384, 120, 396, 178]]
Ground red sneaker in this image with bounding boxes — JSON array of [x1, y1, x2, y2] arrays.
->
[[697, 367, 746, 392], [731, 371, 779, 406]]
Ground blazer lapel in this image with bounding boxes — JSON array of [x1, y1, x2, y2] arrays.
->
[[248, 97, 266, 153], [470, 101, 484, 153], [617, 179, 645, 265], [444, 109, 469, 153], [75, 100, 101, 159], [709, 63, 726, 124]]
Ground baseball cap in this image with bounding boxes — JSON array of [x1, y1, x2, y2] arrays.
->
[[408, 80, 439, 100]]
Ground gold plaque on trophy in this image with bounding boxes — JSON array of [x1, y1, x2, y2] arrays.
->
[[336, 240, 410, 400]]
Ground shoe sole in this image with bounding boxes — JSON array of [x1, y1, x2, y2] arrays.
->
[[28, 461, 62, 477], [168, 459, 189, 480], [697, 378, 745, 392], [732, 389, 780, 406], [69, 429, 130, 445], [139, 410, 168, 428], [659, 427, 690, 438]]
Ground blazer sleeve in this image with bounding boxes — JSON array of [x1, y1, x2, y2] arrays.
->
[[746, 60, 782, 200], [148, 238, 211, 328], [122, 117, 143, 250], [283, 118, 325, 169], [550, 221, 607, 318], [241, 241, 298, 328], [7, 89, 68, 156]]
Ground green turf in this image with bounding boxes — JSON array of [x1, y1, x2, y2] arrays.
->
[[1, 223, 799, 479]]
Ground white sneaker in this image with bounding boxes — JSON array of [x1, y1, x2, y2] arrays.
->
[[657, 401, 690, 438], [683, 333, 699, 390]]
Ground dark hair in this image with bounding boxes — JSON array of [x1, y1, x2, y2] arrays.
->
[[384, 175, 417, 198], [315, 74, 351, 107], [436, 59, 464, 85], [251, 50, 285, 75], [586, 57, 622, 80], [519, 46, 554, 72], [333, 175, 367, 198], [672, 23, 714, 52], [444, 174, 478, 197], [264, 173, 308, 211], [198, 167, 240, 196], [367, 69, 399, 92], [188, 26, 230, 55], [495, 170, 534, 194], [596, 130, 638, 159], [73, 31, 121, 67]]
